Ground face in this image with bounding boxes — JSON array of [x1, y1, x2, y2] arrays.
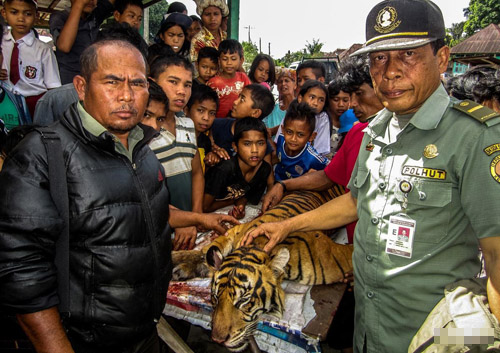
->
[[297, 68, 318, 91], [188, 99, 217, 133], [231, 88, 258, 118], [277, 76, 296, 97], [74, 44, 148, 136], [155, 65, 193, 113], [187, 20, 202, 41], [197, 57, 217, 83], [160, 25, 185, 53], [219, 51, 242, 78], [114, 5, 143, 30], [298, 87, 326, 113], [142, 100, 167, 131], [350, 83, 384, 121], [283, 119, 314, 156], [369, 44, 450, 115], [254, 59, 270, 83], [2, 0, 36, 39], [233, 130, 267, 168], [329, 90, 350, 118], [201, 6, 222, 32]]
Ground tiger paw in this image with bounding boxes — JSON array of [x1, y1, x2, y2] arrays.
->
[[172, 250, 211, 280]]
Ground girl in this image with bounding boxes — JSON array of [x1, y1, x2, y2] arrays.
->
[[248, 54, 276, 90], [157, 13, 192, 58], [190, 0, 229, 62]]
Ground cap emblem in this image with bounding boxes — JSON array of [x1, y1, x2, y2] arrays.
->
[[375, 6, 401, 34]]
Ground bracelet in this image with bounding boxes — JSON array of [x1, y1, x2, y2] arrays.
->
[[275, 180, 287, 193]]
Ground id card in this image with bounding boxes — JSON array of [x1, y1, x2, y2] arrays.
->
[[386, 214, 416, 258]]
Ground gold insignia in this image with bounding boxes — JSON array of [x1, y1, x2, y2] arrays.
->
[[423, 144, 439, 159], [374, 7, 401, 34], [490, 155, 500, 184], [366, 142, 374, 152], [402, 166, 446, 180], [484, 143, 500, 156], [460, 101, 470, 107]]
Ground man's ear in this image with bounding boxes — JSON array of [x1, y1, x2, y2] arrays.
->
[[436, 46, 450, 74], [232, 142, 237, 153], [318, 77, 325, 83], [250, 108, 262, 118], [73, 75, 87, 101], [113, 10, 121, 22], [309, 131, 317, 143]]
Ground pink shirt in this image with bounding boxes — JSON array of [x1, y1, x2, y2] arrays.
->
[[207, 72, 251, 118]]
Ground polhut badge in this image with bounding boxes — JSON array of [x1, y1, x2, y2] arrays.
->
[[399, 180, 412, 193], [423, 144, 439, 159], [366, 140, 374, 152], [374, 6, 401, 34]]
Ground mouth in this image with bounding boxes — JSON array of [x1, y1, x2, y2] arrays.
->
[[173, 99, 185, 107], [249, 156, 261, 162], [198, 123, 209, 131], [113, 110, 136, 118], [382, 89, 406, 99]]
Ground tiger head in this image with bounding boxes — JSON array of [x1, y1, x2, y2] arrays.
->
[[206, 245, 290, 352]]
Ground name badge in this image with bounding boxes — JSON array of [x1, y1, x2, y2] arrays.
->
[[386, 215, 416, 258]]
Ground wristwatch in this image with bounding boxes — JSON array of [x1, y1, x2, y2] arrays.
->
[[275, 180, 287, 193]]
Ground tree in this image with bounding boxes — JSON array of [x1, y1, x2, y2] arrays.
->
[[242, 41, 259, 68], [275, 50, 304, 68], [148, 0, 169, 42], [463, 0, 500, 36], [445, 22, 466, 47], [305, 38, 324, 57]]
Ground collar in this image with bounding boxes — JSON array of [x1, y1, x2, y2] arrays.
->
[[5, 30, 36, 46], [365, 84, 450, 139]]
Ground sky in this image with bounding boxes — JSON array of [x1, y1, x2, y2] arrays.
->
[[180, 0, 470, 59]]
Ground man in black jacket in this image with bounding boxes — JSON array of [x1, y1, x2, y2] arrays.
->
[[0, 39, 236, 353]]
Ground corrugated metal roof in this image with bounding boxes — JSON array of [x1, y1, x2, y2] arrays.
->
[[451, 23, 500, 54]]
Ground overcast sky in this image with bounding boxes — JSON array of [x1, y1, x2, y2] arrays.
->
[[180, 0, 470, 59]]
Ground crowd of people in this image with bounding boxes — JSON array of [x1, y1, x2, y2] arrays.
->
[[1, 0, 500, 352]]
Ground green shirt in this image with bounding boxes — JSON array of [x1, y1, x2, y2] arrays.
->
[[78, 102, 143, 162], [348, 85, 500, 353], [0, 91, 21, 130]]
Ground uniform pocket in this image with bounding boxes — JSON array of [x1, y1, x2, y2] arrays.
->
[[352, 167, 370, 190], [20, 62, 41, 82]]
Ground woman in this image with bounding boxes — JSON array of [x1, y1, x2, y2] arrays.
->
[[156, 12, 192, 58]]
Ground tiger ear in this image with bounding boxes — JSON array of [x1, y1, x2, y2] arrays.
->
[[270, 248, 290, 278], [206, 246, 224, 270]]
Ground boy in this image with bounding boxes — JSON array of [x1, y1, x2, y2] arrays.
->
[[296, 60, 326, 94], [207, 39, 251, 118], [194, 46, 218, 86], [274, 100, 328, 181], [141, 79, 168, 131], [204, 118, 272, 219], [185, 84, 220, 171], [113, 0, 143, 30], [2, 0, 61, 117], [50, 0, 115, 84], [149, 55, 204, 251]]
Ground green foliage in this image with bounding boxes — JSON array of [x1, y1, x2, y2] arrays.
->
[[275, 51, 304, 68], [463, 0, 500, 36], [148, 0, 169, 42], [445, 22, 466, 47], [275, 38, 325, 67], [305, 38, 324, 57], [242, 41, 259, 68]]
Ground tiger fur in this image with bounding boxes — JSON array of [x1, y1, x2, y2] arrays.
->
[[171, 187, 353, 352]]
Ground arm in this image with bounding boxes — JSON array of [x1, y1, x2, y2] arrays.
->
[[17, 307, 74, 353], [191, 151, 204, 213], [203, 192, 237, 213], [169, 207, 239, 235], [243, 192, 358, 252], [479, 237, 500, 320], [54, 0, 89, 53]]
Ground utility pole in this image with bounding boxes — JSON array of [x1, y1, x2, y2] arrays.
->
[[259, 38, 262, 53], [244, 25, 254, 43], [268, 42, 271, 56]]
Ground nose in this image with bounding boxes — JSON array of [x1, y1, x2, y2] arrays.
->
[[211, 333, 229, 344], [383, 56, 402, 80], [120, 84, 133, 102]]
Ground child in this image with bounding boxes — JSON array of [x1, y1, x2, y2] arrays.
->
[[276, 80, 330, 157], [113, 0, 143, 30], [2, 0, 61, 117], [207, 39, 251, 118], [185, 84, 220, 172], [211, 83, 274, 156], [187, 15, 202, 42], [264, 67, 296, 138], [296, 60, 326, 94], [194, 46, 218, 86], [50, 0, 115, 84], [248, 54, 276, 90], [274, 100, 328, 181], [204, 117, 272, 219], [149, 55, 204, 251], [141, 79, 168, 132], [156, 12, 192, 58]]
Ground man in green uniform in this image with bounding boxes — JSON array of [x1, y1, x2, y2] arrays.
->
[[243, 0, 500, 352]]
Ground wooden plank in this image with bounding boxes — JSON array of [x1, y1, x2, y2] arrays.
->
[[157, 316, 194, 353], [302, 283, 347, 341]]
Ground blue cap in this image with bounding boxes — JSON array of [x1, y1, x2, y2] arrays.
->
[[338, 109, 359, 134]]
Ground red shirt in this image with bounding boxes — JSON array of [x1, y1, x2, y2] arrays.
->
[[324, 122, 368, 243], [207, 72, 251, 118]]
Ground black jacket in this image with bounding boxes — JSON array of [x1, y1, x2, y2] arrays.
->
[[0, 104, 172, 347]]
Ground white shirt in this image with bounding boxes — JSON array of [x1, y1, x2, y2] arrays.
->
[[2, 31, 61, 97]]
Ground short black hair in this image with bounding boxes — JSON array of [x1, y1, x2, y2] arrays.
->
[[114, 0, 143, 13], [150, 54, 194, 80], [340, 55, 372, 92], [243, 84, 275, 119], [430, 38, 446, 55], [284, 100, 316, 133], [328, 75, 348, 97], [147, 43, 176, 68], [97, 22, 148, 59], [3, 0, 35, 8], [167, 1, 187, 14], [449, 66, 500, 104], [298, 80, 328, 112], [297, 60, 326, 79], [218, 39, 243, 58], [187, 84, 219, 110], [197, 46, 219, 65], [233, 117, 268, 144], [248, 54, 276, 86], [147, 78, 169, 113], [190, 15, 202, 24]]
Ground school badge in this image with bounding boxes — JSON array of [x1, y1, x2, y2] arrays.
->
[[374, 6, 401, 34], [490, 155, 500, 184], [24, 66, 37, 79], [423, 144, 439, 159], [295, 165, 304, 175]]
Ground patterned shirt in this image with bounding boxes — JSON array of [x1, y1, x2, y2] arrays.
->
[[207, 72, 251, 118], [190, 26, 227, 63]]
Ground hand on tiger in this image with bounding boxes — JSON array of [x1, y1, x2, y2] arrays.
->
[[261, 183, 285, 213], [198, 213, 240, 235], [229, 204, 245, 219], [343, 271, 354, 291], [173, 226, 197, 250], [241, 220, 291, 253], [212, 145, 230, 160]]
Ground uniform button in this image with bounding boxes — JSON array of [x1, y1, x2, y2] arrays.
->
[[378, 182, 386, 190], [367, 291, 374, 299], [386, 148, 393, 155], [419, 191, 427, 200], [366, 255, 373, 262], [371, 217, 379, 225]]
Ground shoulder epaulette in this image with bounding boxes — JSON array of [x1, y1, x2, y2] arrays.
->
[[453, 100, 500, 123]]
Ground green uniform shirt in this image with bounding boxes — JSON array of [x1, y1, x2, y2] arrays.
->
[[78, 102, 143, 162], [348, 85, 500, 353]]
